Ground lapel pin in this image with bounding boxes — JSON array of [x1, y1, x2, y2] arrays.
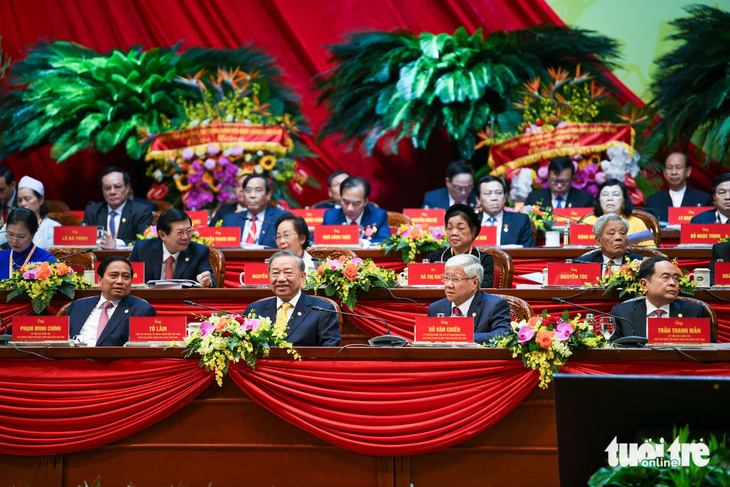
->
[[472, 312, 477, 317], [678, 313, 683, 318], [297, 312, 302, 316], [503, 224, 509, 233], [125, 309, 129, 314], [185, 257, 190, 262], [122, 218, 127, 223]]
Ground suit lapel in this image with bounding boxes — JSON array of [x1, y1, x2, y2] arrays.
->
[[117, 203, 133, 238], [670, 300, 684, 318], [97, 296, 131, 344], [466, 291, 482, 324], [259, 208, 274, 245], [175, 245, 192, 279], [149, 239, 163, 281], [70, 297, 100, 338], [630, 300, 648, 337], [501, 213, 512, 244], [285, 295, 310, 338]]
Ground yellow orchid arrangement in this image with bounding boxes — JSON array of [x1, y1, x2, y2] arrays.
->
[[592, 257, 695, 298], [1, 261, 91, 314], [137, 224, 211, 246], [379, 223, 447, 262]]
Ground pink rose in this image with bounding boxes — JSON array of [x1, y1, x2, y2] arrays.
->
[[230, 146, 244, 156], [517, 325, 536, 343], [182, 148, 195, 161], [204, 158, 217, 171], [206, 144, 220, 155]]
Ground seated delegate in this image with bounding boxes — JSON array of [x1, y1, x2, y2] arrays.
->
[[275, 214, 316, 270], [582, 179, 654, 246], [0, 208, 57, 279]]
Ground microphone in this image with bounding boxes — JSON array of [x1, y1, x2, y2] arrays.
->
[[627, 229, 654, 244], [184, 300, 241, 316], [0, 315, 12, 345], [57, 248, 94, 260], [240, 215, 279, 226], [537, 206, 585, 223], [551, 297, 648, 347], [311, 305, 408, 347]]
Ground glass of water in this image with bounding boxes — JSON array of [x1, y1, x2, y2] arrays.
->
[[599, 316, 615, 341]]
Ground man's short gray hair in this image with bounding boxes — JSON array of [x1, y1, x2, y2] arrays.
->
[[268, 250, 305, 272], [593, 213, 629, 237], [444, 253, 483, 283]]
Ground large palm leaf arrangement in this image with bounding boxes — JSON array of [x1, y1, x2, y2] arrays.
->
[[650, 5, 730, 165], [315, 24, 621, 160]]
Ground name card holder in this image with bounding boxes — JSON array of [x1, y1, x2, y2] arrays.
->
[[407, 262, 445, 286], [54, 226, 97, 247], [290, 209, 326, 227], [552, 207, 592, 225], [472, 226, 498, 246], [196, 227, 241, 248], [547, 262, 601, 287], [569, 224, 597, 246], [242, 262, 270, 286], [12, 316, 71, 345], [403, 208, 445, 226], [668, 207, 714, 225], [313, 225, 359, 246], [185, 211, 209, 228], [647, 317, 711, 346], [126, 316, 187, 346], [94, 262, 145, 285], [715, 262, 730, 286], [680, 224, 730, 245], [414, 316, 474, 344]]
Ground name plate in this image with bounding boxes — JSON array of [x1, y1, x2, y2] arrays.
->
[[647, 317, 710, 345], [552, 207, 592, 224], [290, 208, 326, 227], [54, 226, 97, 246], [407, 262, 445, 286], [715, 262, 730, 285], [569, 224, 596, 245], [13, 316, 69, 341], [547, 262, 601, 286], [472, 226, 498, 246], [94, 262, 145, 285], [244, 262, 270, 285], [196, 227, 241, 247], [185, 211, 209, 227], [680, 224, 730, 245], [129, 316, 186, 342], [414, 316, 474, 343], [403, 208, 444, 226], [668, 206, 714, 225], [314, 225, 359, 246]]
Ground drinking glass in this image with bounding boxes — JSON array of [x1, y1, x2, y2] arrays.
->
[[599, 317, 615, 341]]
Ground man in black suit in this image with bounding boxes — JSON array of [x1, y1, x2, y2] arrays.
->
[[82, 167, 154, 248], [476, 175, 534, 247], [129, 208, 215, 287], [0, 167, 17, 226], [526, 156, 594, 209], [423, 160, 478, 209], [69, 256, 156, 346], [645, 152, 713, 222], [427, 254, 510, 344], [709, 241, 730, 285], [574, 214, 647, 273], [690, 173, 730, 224], [243, 250, 341, 346], [610, 256, 708, 341], [314, 170, 350, 209]]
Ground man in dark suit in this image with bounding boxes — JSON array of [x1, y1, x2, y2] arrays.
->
[[690, 173, 730, 224], [314, 170, 350, 209], [526, 156, 594, 209], [129, 208, 215, 287], [82, 167, 154, 248], [423, 160, 478, 209], [611, 256, 708, 341], [476, 175, 534, 247], [0, 167, 17, 226], [69, 256, 156, 346], [645, 152, 713, 222], [243, 250, 340, 346], [322, 176, 391, 244], [709, 241, 730, 285], [427, 254, 510, 344], [221, 174, 290, 248], [574, 214, 647, 273]]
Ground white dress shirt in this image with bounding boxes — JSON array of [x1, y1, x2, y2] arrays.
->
[[276, 291, 302, 321], [75, 296, 121, 346], [452, 293, 476, 317], [160, 245, 181, 279], [669, 186, 687, 208], [482, 211, 503, 246], [241, 209, 266, 245]]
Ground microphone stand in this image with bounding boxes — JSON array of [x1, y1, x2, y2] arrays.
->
[[552, 297, 648, 347], [312, 306, 408, 347], [0, 316, 12, 345], [184, 300, 241, 316]]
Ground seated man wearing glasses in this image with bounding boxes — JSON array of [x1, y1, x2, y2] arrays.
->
[[129, 208, 215, 287], [423, 160, 478, 209], [427, 254, 511, 344], [526, 156, 594, 209]]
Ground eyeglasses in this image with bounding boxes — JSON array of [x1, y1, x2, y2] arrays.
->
[[548, 178, 572, 186], [450, 183, 474, 193], [243, 187, 266, 195], [441, 274, 475, 283], [171, 228, 194, 237], [6, 232, 29, 242], [102, 184, 126, 193], [276, 233, 297, 241]]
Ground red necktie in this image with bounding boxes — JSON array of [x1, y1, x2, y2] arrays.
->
[[654, 309, 665, 318], [350, 220, 358, 225], [165, 256, 174, 279], [452, 307, 462, 317], [603, 263, 613, 278], [246, 215, 257, 244], [97, 301, 113, 341]]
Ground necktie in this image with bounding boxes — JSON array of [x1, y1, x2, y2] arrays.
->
[[653, 309, 665, 318], [275, 302, 293, 329], [487, 217, 497, 226], [109, 211, 117, 237], [165, 256, 174, 279], [350, 220, 358, 225], [2, 205, 8, 225], [555, 197, 564, 209], [603, 262, 614, 278], [246, 215, 257, 244], [452, 307, 462, 317], [97, 301, 114, 341]]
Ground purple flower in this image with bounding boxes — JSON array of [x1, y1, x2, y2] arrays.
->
[[204, 158, 218, 171], [182, 148, 195, 161], [517, 325, 536, 343], [206, 144, 220, 156], [23, 268, 39, 280], [185, 186, 214, 210], [242, 318, 260, 331], [327, 259, 340, 270], [595, 171, 607, 186], [401, 229, 411, 238], [188, 161, 204, 185], [554, 322, 574, 341], [351, 258, 363, 266], [537, 166, 549, 181], [230, 146, 244, 157], [430, 228, 445, 239], [572, 170, 589, 189], [200, 321, 215, 337]]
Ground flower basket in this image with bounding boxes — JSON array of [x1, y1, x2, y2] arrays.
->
[[304, 256, 397, 311], [379, 223, 446, 263], [591, 257, 695, 298], [137, 224, 211, 246], [0, 262, 91, 314], [184, 313, 300, 386]]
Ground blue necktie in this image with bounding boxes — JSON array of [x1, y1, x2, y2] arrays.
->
[[487, 217, 497, 226], [555, 197, 564, 209], [109, 211, 117, 236]]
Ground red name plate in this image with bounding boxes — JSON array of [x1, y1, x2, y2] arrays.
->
[[547, 262, 601, 286], [314, 225, 359, 246], [129, 316, 186, 342], [94, 261, 145, 285], [570, 224, 597, 245], [54, 226, 97, 246], [196, 227, 241, 247], [407, 262, 445, 286], [13, 316, 69, 341], [185, 211, 209, 228], [244, 262, 270, 285], [715, 262, 730, 285], [648, 317, 710, 345], [290, 208, 326, 227], [472, 226, 498, 246], [552, 207, 592, 224], [414, 316, 474, 342], [403, 208, 444, 226], [680, 224, 730, 245], [668, 206, 714, 225]]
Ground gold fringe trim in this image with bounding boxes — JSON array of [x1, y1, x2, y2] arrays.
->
[[145, 141, 291, 162]]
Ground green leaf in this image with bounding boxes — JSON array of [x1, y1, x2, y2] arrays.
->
[[419, 32, 449, 59], [434, 73, 456, 103], [31, 297, 47, 315]]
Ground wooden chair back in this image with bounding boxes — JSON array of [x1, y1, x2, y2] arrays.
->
[[46, 200, 69, 214], [576, 245, 665, 261], [493, 294, 533, 322], [151, 199, 173, 211], [48, 212, 83, 226], [386, 211, 410, 228], [308, 247, 357, 261], [477, 247, 514, 288], [579, 210, 660, 245], [209, 248, 226, 288], [49, 247, 96, 273]]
